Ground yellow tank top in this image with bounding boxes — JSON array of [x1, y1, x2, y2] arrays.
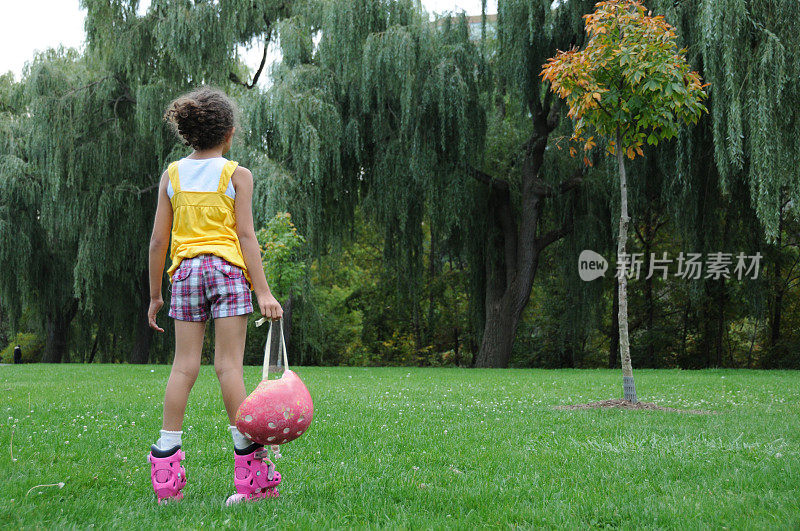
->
[[166, 159, 253, 290]]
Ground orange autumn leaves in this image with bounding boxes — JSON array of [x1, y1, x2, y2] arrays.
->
[[541, 0, 708, 163]]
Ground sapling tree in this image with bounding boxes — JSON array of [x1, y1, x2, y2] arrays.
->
[[256, 212, 307, 359], [257, 212, 307, 301], [542, 0, 707, 400]]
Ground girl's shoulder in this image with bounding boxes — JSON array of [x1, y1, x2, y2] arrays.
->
[[231, 164, 252, 179], [230, 164, 253, 193]]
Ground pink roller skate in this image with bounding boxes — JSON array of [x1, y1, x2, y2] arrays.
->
[[147, 445, 187, 504], [225, 443, 281, 505]]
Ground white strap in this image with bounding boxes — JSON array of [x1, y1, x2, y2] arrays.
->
[[256, 317, 289, 380]]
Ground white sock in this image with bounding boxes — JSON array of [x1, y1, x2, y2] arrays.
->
[[229, 425, 254, 450], [156, 429, 182, 451]]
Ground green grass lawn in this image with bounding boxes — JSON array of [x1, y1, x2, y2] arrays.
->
[[1, 365, 798, 529]]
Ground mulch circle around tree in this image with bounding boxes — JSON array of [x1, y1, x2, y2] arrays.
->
[[553, 399, 714, 415]]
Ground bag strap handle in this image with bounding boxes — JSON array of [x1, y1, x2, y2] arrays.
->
[[256, 317, 289, 380]]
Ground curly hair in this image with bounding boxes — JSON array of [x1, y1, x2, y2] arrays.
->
[[164, 87, 236, 151]]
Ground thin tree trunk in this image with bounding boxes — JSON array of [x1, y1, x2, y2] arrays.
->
[[87, 330, 100, 364], [616, 130, 637, 402], [0, 306, 8, 347], [130, 269, 153, 364], [283, 294, 294, 362], [563, 330, 575, 368], [610, 279, 619, 368], [453, 326, 460, 366], [425, 231, 439, 344], [412, 291, 423, 352], [747, 317, 759, 368], [769, 214, 783, 350], [643, 216, 654, 367], [701, 291, 713, 368], [715, 278, 726, 367], [130, 319, 152, 364], [681, 302, 690, 364], [109, 333, 117, 363], [770, 292, 782, 347]]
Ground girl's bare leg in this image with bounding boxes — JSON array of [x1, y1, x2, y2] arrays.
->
[[213, 315, 248, 424], [161, 319, 207, 431]]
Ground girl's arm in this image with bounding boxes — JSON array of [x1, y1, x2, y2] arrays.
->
[[232, 166, 283, 320], [147, 171, 173, 332]]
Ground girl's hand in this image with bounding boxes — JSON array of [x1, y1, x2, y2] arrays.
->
[[256, 291, 283, 321], [148, 297, 165, 332]]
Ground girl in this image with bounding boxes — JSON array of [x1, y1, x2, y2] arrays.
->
[[146, 87, 284, 505]]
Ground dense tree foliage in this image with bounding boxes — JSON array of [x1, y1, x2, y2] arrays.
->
[[0, 0, 797, 371], [0, 0, 292, 363]]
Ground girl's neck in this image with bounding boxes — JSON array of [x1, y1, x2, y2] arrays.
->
[[186, 147, 226, 160]]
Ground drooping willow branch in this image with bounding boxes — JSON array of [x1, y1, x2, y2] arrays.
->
[[230, 26, 272, 89]]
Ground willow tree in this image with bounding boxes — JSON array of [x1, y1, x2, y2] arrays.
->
[[694, 0, 800, 363], [542, 0, 707, 399], [247, 0, 600, 367], [0, 0, 293, 363], [242, 0, 486, 351], [630, 0, 799, 367], [0, 50, 95, 363], [0, 70, 57, 358]]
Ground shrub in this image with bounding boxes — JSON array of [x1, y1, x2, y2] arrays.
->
[[1, 332, 45, 363]]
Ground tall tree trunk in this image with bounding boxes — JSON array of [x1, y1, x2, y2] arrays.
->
[[474, 181, 520, 368], [473, 105, 576, 367], [130, 318, 152, 364], [42, 299, 78, 363], [472, 177, 543, 368], [476, 296, 527, 368], [616, 131, 637, 402], [130, 269, 152, 364], [43, 316, 67, 363]]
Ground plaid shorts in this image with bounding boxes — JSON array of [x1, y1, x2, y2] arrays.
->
[[168, 254, 253, 322]]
